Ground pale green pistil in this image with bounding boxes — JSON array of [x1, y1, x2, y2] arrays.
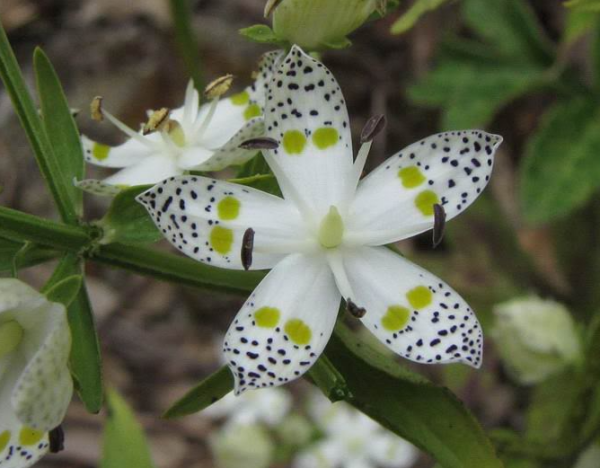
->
[[0, 320, 24, 359], [318, 206, 344, 248]]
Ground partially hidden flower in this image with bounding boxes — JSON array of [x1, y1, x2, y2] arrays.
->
[[492, 296, 582, 385], [204, 385, 292, 427], [0, 279, 73, 468], [270, 0, 386, 49], [294, 392, 417, 468], [78, 51, 284, 195], [137, 45, 502, 394], [210, 423, 274, 468]]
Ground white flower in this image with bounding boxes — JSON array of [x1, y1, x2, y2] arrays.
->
[[294, 393, 417, 468], [210, 422, 274, 468], [138, 45, 502, 394], [78, 51, 283, 194], [492, 296, 582, 384], [203, 385, 292, 427], [0, 279, 73, 468]]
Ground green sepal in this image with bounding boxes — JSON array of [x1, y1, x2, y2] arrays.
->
[[43, 274, 83, 308], [0, 237, 57, 274], [239, 24, 289, 47]]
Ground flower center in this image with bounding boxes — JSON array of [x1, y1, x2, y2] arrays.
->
[[318, 206, 344, 249], [0, 320, 24, 359], [166, 120, 187, 147]]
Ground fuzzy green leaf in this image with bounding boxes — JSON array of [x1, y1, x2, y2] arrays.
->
[[101, 185, 162, 245], [0, 22, 78, 223], [101, 389, 155, 468], [520, 98, 600, 224], [44, 274, 82, 308], [34, 48, 84, 217], [44, 254, 103, 413], [163, 366, 234, 419]]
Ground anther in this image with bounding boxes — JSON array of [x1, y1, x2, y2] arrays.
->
[[264, 0, 283, 17], [239, 137, 279, 150], [90, 96, 104, 122], [49, 426, 65, 453], [205, 74, 234, 99], [241, 228, 255, 271], [433, 203, 446, 248], [143, 108, 170, 135], [360, 114, 387, 144], [347, 299, 366, 318]]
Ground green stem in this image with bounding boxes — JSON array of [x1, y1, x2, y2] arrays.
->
[[169, 0, 204, 90]]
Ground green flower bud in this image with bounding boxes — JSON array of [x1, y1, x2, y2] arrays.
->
[[271, 0, 383, 50], [210, 423, 274, 468], [492, 296, 582, 385]]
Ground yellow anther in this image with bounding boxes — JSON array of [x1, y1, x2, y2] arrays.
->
[[90, 96, 104, 122], [143, 108, 170, 135], [0, 321, 24, 360], [318, 206, 345, 249], [204, 74, 234, 99]]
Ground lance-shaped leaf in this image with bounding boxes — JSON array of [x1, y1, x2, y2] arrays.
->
[[44, 274, 82, 309], [34, 48, 85, 217], [101, 389, 155, 468], [43, 254, 103, 413], [0, 236, 58, 273]]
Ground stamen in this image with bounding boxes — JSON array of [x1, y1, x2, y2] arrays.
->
[[182, 79, 199, 130], [239, 137, 279, 150], [241, 228, 255, 270], [204, 74, 234, 100], [433, 203, 446, 248], [191, 95, 219, 140], [346, 299, 366, 318], [326, 250, 356, 302], [0, 320, 24, 359], [96, 105, 157, 150], [49, 426, 65, 454], [143, 108, 170, 135], [90, 96, 104, 122], [360, 114, 387, 144]]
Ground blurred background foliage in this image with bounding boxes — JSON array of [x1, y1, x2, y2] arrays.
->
[[1, 0, 600, 467]]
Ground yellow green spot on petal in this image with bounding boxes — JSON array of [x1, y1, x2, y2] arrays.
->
[[381, 305, 411, 331], [312, 127, 338, 150], [243, 104, 262, 120], [407, 286, 433, 309], [0, 431, 10, 452], [283, 130, 307, 155], [398, 166, 426, 188], [415, 190, 440, 216], [210, 226, 234, 255], [217, 196, 240, 221], [255, 307, 281, 328], [231, 91, 250, 106], [92, 143, 110, 161], [0, 320, 24, 360], [284, 319, 312, 345], [19, 427, 44, 446]]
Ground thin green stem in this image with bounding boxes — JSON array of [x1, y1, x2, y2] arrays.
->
[[169, 0, 204, 90]]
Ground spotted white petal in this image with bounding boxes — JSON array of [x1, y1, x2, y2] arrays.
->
[[103, 154, 181, 186], [343, 247, 483, 368], [81, 134, 154, 168], [188, 118, 266, 171], [247, 51, 285, 105], [137, 176, 307, 270], [348, 131, 502, 246], [223, 253, 341, 394], [75, 178, 123, 197], [264, 45, 353, 217]]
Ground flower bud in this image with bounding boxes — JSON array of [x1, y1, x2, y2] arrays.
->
[[271, 0, 382, 49], [492, 296, 582, 385], [210, 423, 274, 468]]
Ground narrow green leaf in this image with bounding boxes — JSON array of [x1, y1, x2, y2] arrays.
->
[[239, 24, 287, 46], [44, 274, 83, 308], [34, 48, 84, 216], [325, 325, 503, 468], [563, 9, 599, 43], [169, 0, 204, 89], [565, 0, 600, 12], [0, 22, 78, 223], [44, 254, 103, 413], [593, 22, 600, 90], [163, 366, 234, 419], [0, 237, 57, 273], [391, 0, 448, 35], [462, 0, 553, 65], [235, 154, 281, 196], [101, 389, 155, 468], [520, 98, 600, 224], [306, 354, 351, 402], [100, 185, 162, 245]]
